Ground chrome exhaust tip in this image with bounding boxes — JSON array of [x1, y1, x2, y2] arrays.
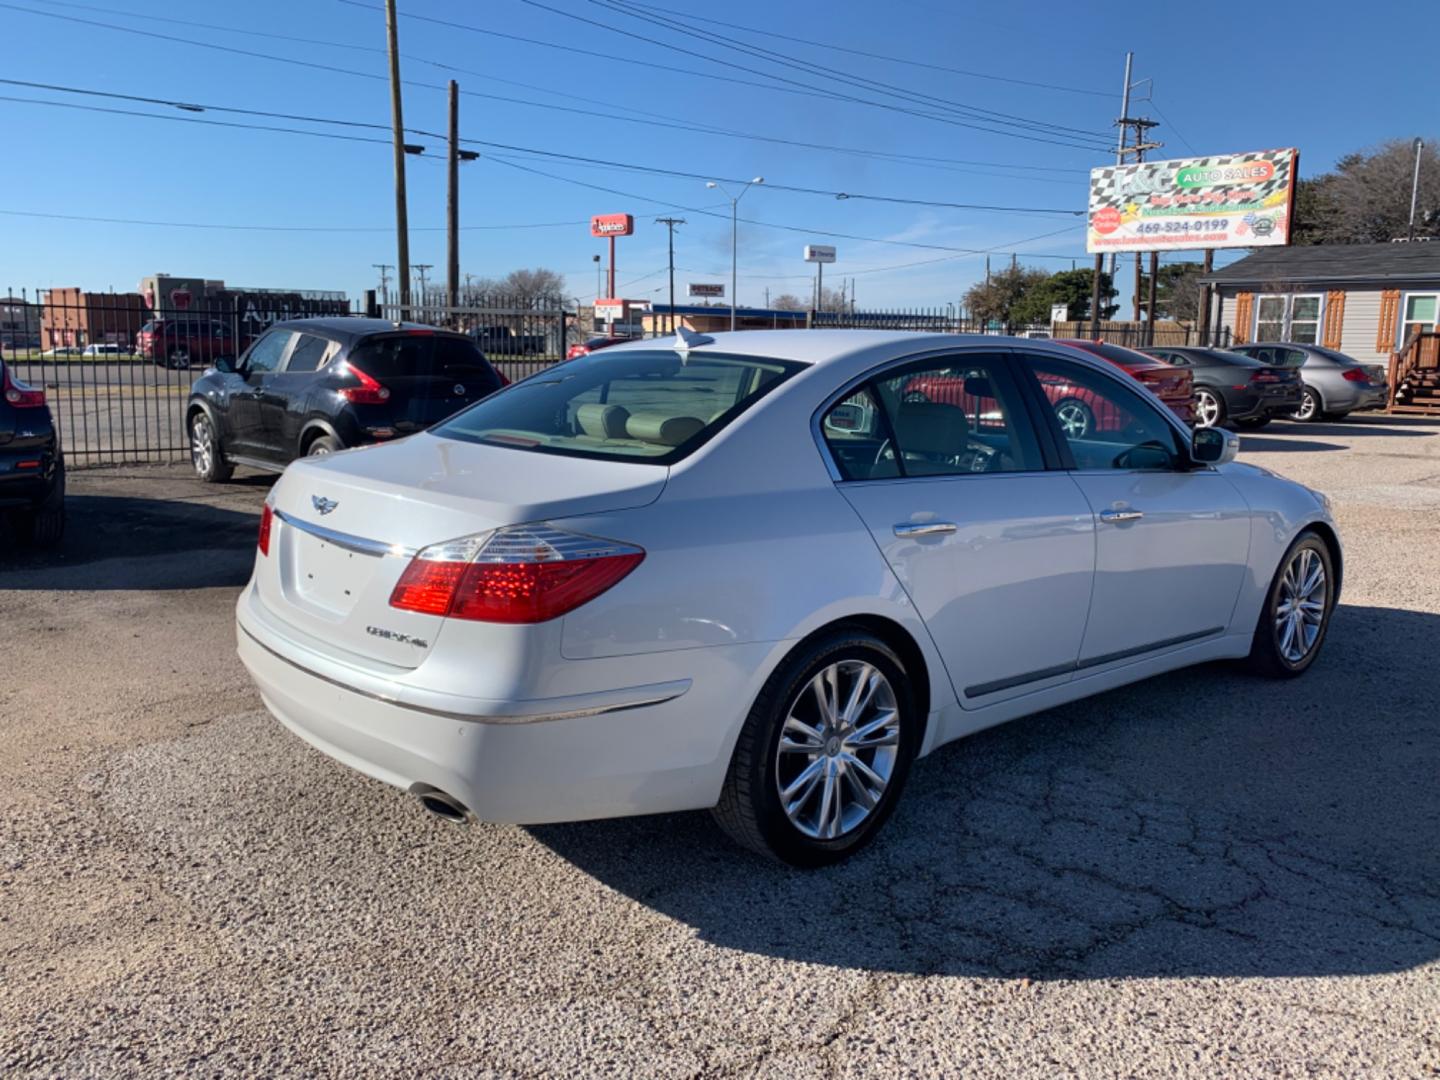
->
[[409, 784, 470, 825]]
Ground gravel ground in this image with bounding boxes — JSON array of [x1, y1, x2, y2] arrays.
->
[[2, 416, 1439, 1078]]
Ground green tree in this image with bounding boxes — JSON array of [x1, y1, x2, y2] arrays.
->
[[1137, 262, 1205, 324], [962, 265, 1048, 325], [1010, 268, 1118, 325]]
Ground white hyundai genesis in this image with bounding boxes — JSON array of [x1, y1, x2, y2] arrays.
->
[[237, 330, 1340, 866]]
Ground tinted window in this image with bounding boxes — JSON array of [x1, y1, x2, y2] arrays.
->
[[1191, 349, 1262, 368], [285, 333, 331, 373], [1028, 357, 1183, 472], [434, 349, 803, 463], [1061, 340, 1157, 369], [244, 330, 292, 374], [350, 334, 497, 388], [866, 356, 1042, 476]]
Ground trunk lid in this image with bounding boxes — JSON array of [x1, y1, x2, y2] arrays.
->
[[252, 431, 667, 668]]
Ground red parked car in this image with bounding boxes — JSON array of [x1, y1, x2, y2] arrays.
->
[[138, 318, 242, 369], [566, 335, 633, 361], [1054, 339, 1194, 426]]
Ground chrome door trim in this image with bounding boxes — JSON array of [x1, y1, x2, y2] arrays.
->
[[964, 626, 1223, 699], [274, 508, 418, 559]]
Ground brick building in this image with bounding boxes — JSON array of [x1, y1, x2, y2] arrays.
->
[[42, 288, 147, 350]]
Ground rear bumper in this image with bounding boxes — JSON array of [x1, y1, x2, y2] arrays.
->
[[235, 584, 770, 824], [1324, 384, 1388, 413]]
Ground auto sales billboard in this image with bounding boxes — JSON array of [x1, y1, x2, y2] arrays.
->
[[1086, 148, 1298, 253]]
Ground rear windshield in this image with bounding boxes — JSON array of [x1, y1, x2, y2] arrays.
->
[[1193, 349, 1262, 367], [350, 334, 498, 386], [433, 349, 805, 463], [1308, 346, 1359, 365], [1062, 340, 1156, 367]]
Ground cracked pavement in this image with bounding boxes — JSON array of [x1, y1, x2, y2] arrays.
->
[[3, 416, 1440, 1077]]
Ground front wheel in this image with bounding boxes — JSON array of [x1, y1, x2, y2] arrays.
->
[[712, 629, 919, 867], [1053, 398, 1095, 440], [190, 411, 233, 482], [306, 435, 342, 457], [1246, 531, 1335, 679]]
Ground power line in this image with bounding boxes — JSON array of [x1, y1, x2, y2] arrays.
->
[[1148, 99, 1198, 157], [613, 0, 1110, 98], [514, 0, 1114, 151], [3, 3, 1099, 175], [0, 80, 1086, 216], [588, 0, 1111, 139], [0, 208, 588, 233]]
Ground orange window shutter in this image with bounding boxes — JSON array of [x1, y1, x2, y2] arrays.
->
[[1323, 291, 1345, 349], [1377, 289, 1400, 353], [1233, 293, 1253, 345]]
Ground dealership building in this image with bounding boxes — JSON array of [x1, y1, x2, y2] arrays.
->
[[1203, 243, 1440, 365]]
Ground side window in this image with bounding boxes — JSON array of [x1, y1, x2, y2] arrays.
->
[[869, 356, 1042, 477], [1028, 357, 1184, 472], [244, 330, 292, 375], [820, 387, 900, 482], [1282, 348, 1309, 368], [1158, 350, 1188, 366], [284, 333, 331, 373]]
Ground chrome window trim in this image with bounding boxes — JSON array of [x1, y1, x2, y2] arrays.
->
[[274, 508, 418, 559]]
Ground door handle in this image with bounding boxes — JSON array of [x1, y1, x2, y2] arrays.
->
[[1099, 508, 1144, 523], [893, 521, 957, 537]]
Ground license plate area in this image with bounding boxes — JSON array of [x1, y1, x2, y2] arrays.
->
[[290, 531, 376, 616]]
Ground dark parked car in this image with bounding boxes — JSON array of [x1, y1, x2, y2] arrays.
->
[[186, 318, 506, 481], [469, 325, 547, 356], [139, 317, 241, 369], [0, 358, 65, 546], [1140, 346, 1302, 429], [1230, 343, 1388, 421], [1054, 339, 1194, 424]]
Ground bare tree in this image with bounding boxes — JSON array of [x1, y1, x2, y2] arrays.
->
[[771, 293, 806, 311], [501, 268, 567, 306], [1293, 139, 1440, 244]]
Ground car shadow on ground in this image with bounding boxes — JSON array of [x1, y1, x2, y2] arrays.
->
[[1259, 417, 1438, 439], [531, 603, 1440, 980], [1238, 435, 1346, 453], [0, 488, 266, 589]]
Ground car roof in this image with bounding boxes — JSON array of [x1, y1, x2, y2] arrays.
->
[[263, 317, 467, 344]]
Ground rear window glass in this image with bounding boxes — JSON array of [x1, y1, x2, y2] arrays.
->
[[1195, 349, 1262, 367], [1064, 341, 1156, 367], [434, 349, 805, 463], [350, 334, 497, 387]]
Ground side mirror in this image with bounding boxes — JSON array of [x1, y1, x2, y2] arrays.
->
[[213, 356, 237, 374], [1191, 426, 1238, 466]]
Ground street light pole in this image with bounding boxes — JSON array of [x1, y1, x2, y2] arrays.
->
[[1409, 137, 1424, 242], [707, 177, 763, 331]]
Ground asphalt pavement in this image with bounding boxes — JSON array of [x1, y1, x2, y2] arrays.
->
[[2, 417, 1438, 1077]]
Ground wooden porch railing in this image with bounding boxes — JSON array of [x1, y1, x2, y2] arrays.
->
[[1387, 331, 1440, 410]]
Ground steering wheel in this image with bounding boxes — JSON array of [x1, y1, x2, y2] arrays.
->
[[967, 443, 1001, 473]]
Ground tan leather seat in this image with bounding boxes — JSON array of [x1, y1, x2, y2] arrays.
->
[[626, 412, 705, 447], [576, 403, 631, 439]]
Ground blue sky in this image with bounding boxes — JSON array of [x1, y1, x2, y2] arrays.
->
[[1, 0, 1432, 311]]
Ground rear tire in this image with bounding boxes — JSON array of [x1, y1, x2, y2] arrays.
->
[[306, 435, 342, 457], [1292, 386, 1321, 422], [13, 460, 66, 548], [1192, 387, 1225, 429], [1053, 398, 1095, 440], [1246, 531, 1335, 679], [712, 628, 919, 867]]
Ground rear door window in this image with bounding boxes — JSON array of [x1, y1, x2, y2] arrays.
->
[[284, 333, 332, 373]]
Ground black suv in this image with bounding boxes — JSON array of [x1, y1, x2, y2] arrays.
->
[[185, 318, 505, 481], [0, 357, 65, 546]]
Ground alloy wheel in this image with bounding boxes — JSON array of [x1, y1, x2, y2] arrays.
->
[[190, 415, 213, 475], [1292, 389, 1318, 421], [1275, 547, 1328, 664], [774, 660, 900, 840], [1054, 400, 1093, 439], [1194, 389, 1222, 428]]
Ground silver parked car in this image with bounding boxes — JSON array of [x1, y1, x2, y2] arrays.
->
[[238, 330, 1342, 866], [1233, 343, 1388, 421]]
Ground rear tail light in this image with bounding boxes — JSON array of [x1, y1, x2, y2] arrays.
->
[[1250, 369, 1281, 383], [258, 503, 274, 556], [390, 524, 644, 623], [3, 367, 45, 407], [1342, 368, 1370, 383], [337, 362, 391, 404], [495, 369, 511, 387]]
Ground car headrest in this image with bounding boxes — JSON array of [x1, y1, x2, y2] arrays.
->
[[576, 403, 631, 439], [895, 401, 968, 456], [963, 375, 994, 399], [626, 412, 705, 447]]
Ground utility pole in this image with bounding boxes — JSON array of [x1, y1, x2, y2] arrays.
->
[[384, 0, 411, 318], [446, 80, 460, 313], [1198, 248, 1215, 345], [1409, 137, 1424, 241], [655, 216, 685, 333], [414, 264, 432, 311], [372, 263, 393, 304]]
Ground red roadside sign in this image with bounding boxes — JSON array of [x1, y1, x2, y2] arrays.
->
[[590, 213, 634, 238]]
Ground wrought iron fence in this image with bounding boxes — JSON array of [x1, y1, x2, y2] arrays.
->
[[810, 307, 1230, 348]]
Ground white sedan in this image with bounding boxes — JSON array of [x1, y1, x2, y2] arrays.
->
[[237, 330, 1340, 866]]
